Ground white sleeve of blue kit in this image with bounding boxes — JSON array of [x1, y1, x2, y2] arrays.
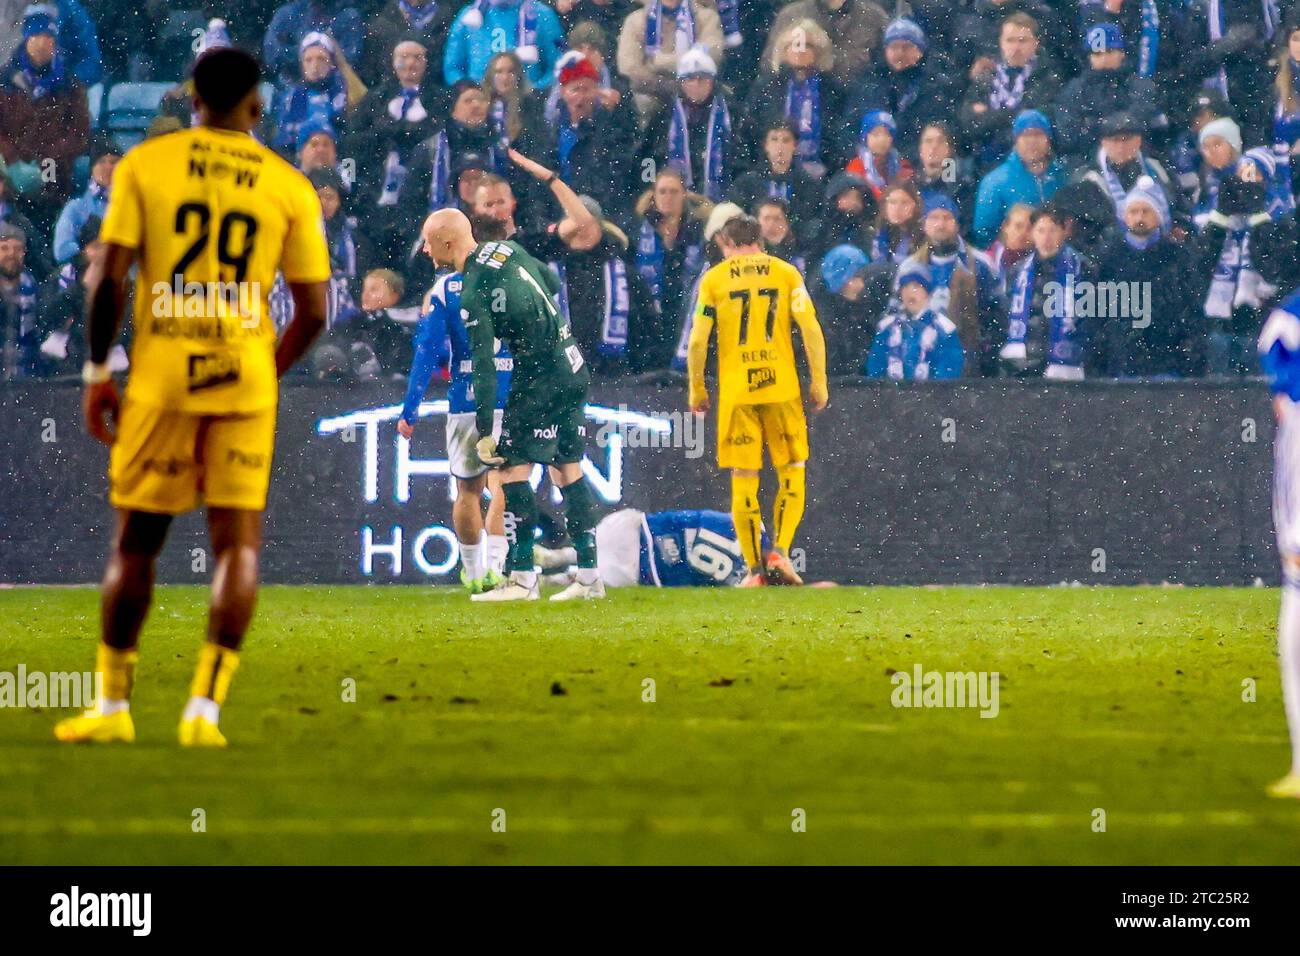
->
[[1259, 295, 1300, 401]]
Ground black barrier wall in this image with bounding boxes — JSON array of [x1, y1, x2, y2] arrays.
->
[[0, 379, 1280, 585]]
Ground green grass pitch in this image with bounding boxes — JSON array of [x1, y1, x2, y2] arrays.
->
[[2, 584, 1297, 865]]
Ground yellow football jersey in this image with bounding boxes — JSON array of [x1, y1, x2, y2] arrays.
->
[[689, 253, 825, 408], [99, 127, 331, 413]]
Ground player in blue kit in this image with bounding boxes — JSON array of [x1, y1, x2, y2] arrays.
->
[[534, 509, 770, 588], [397, 269, 513, 593], [1258, 288, 1300, 798]]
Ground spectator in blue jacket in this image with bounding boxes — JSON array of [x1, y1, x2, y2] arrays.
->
[[52, 136, 115, 264], [21, 1, 102, 87], [866, 263, 964, 380], [444, 0, 566, 90], [972, 108, 1067, 245], [264, 0, 365, 81]]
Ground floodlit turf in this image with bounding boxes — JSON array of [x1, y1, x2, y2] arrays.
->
[[1, 584, 1297, 864]]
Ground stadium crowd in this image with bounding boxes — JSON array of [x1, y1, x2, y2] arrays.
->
[[3, 0, 1300, 383]]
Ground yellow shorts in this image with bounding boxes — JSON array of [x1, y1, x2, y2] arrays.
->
[[109, 400, 277, 514], [717, 399, 808, 471]]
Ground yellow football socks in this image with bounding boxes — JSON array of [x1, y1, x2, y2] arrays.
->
[[731, 471, 764, 571], [189, 642, 240, 707], [773, 463, 807, 554], [96, 643, 138, 704]]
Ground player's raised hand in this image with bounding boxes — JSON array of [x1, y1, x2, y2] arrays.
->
[[507, 148, 555, 182], [476, 435, 505, 466], [83, 379, 120, 445], [397, 418, 415, 440]]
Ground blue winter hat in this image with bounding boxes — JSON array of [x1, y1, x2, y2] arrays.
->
[[860, 110, 897, 140], [22, 4, 58, 38], [1085, 23, 1125, 53], [1012, 109, 1052, 140], [884, 18, 926, 52], [821, 244, 870, 295], [296, 116, 338, 152], [922, 192, 958, 219], [896, 263, 933, 293]]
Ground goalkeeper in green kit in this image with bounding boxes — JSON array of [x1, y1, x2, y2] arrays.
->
[[420, 208, 603, 602]]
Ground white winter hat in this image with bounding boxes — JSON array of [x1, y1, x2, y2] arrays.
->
[[1198, 116, 1242, 154], [704, 202, 744, 241], [676, 46, 717, 79]]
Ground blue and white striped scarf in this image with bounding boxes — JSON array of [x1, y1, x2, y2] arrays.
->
[[326, 214, 358, 278], [717, 0, 741, 48], [913, 241, 977, 313], [378, 88, 428, 207], [428, 130, 504, 210], [275, 73, 347, 152], [557, 114, 580, 180], [1081, 0, 1162, 77], [989, 61, 1032, 111], [1007, 246, 1086, 369], [270, 271, 354, 331], [644, 0, 695, 55], [784, 74, 822, 165], [1137, 0, 1160, 78], [2, 269, 39, 377], [549, 257, 631, 358], [1096, 149, 1161, 214], [636, 217, 702, 305], [871, 224, 913, 264], [765, 175, 791, 202], [429, 131, 455, 210], [10, 269, 37, 338], [1204, 224, 1272, 319], [858, 147, 902, 195], [667, 94, 731, 201]]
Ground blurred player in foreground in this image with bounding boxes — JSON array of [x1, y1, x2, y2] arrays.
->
[[687, 215, 828, 587], [397, 263, 512, 594], [55, 48, 331, 747], [421, 208, 603, 601], [1259, 289, 1300, 798]]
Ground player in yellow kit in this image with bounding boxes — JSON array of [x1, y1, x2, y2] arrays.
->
[[54, 48, 330, 748], [687, 215, 828, 587]]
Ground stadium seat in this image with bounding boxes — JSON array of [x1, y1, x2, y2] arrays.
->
[[102, 82, 175, 152], [86, 83, 104, 127]]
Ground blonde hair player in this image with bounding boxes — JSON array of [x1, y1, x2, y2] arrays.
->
[[686, 215, 828, 586]]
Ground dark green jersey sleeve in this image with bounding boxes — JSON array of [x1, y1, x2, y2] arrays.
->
[[539, 258, 563, 297], [460, 275, 500, 439]]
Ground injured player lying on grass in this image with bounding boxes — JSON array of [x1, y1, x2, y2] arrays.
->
[[534, 508, 837, 587]]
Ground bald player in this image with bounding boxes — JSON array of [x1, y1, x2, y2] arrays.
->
[[421, 210, 603, 601]]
